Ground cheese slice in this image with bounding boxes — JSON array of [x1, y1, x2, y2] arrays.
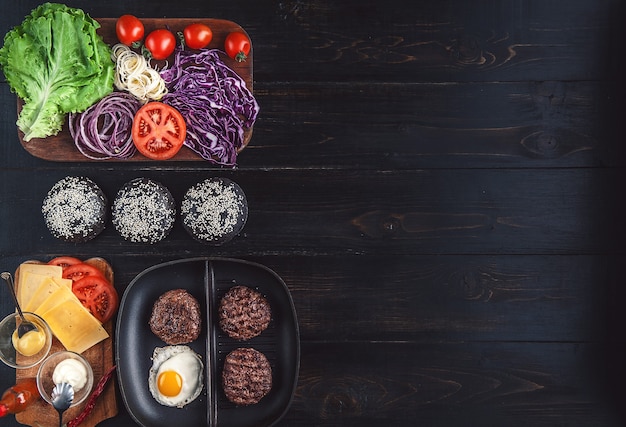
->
[[24, 277, 60, 312], [43, 298, 109, 353], [18, 263, 62, 278], [17, 265, 62, 305], [52, 276, 73, 290], [35, 286, 76, 319]]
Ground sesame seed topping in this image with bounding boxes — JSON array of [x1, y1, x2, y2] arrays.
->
[[112, 178, 176, 244], [41, 176, 107, 242], [181, 178, 247, 243]]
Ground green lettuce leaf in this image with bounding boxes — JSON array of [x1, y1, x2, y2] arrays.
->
[[0, 3, 114, 141]]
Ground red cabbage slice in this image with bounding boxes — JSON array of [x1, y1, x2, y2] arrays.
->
[[160, 48, 259, 166]]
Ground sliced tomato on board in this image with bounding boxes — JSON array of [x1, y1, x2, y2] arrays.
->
[[62, 262, 106, 283], [132, 102, 187, 160], [47, 256, 83, 270], [72, 276, 119, 324]]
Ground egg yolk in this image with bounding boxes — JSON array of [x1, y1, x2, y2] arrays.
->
[[157, 370, 183, 397], [11, 329, 45, 357]]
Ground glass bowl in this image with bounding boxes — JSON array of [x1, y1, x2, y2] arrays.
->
[[36, 351, 94, 407], [0, 311, 53, 369]]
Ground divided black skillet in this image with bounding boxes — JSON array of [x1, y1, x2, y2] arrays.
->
[[115, 257, 300, 426]]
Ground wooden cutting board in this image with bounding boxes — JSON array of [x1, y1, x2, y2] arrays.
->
[[17, 18, 254, 162], [15, 258, 117, 427]]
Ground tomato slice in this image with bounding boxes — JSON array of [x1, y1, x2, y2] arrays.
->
[[62, 262, 105, 283], [132, 102, 187, 160], [72, 276, 119, 324], [48, 256, 83, 270]]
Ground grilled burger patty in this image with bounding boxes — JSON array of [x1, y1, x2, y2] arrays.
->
[[218, 285, 271, 341], [222, 347, 272, 405], [149, 289, 202, 344]]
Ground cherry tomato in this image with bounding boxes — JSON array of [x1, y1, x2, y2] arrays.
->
[[62, 262, 105, 282], [144, 29, 176, 60], [132, 102, 187, 160], [116, 15, 144, 46], [47, 256, 83, 270], [183, 23, 213, 50], [224, 31, 251, 62], [72, 276, 119, 324]]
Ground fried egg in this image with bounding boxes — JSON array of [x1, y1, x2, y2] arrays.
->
[[148, 345, 204, 408]]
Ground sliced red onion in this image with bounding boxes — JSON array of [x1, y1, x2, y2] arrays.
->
[[70, 92, 142, 160], [160, 48, 259, 166]]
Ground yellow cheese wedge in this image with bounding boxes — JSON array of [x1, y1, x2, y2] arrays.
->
[[43, 298, 109, 354], [24, 277, 60, 312], [18, 263, 62, 278], [17, 265, 62, 305], [34, 286, 76, 319], [52, 276, 73, 290]]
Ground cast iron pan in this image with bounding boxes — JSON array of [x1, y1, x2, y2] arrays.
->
[[115, 257, 300, 427]]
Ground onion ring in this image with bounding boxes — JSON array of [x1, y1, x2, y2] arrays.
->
[[69, 92, 141, 160]]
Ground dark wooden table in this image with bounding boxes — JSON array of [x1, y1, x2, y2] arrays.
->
[[1, 0, 625, 426]]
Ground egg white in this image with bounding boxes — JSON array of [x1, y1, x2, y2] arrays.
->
[[148, 345, 204, 408]]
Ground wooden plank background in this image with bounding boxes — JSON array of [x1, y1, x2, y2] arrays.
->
[[1, 0, 625, 426]]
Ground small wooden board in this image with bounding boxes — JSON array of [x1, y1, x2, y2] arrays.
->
[[17, 18, 254, 162], [15, 258, 117, 427]]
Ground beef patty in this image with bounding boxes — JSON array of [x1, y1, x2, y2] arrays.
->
[[149, 289, 202, 344], [218, 285, 271, 340], [222, 347, 272, 405]]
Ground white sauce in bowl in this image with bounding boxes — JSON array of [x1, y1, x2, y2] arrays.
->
[[52, 358, 88, 392]]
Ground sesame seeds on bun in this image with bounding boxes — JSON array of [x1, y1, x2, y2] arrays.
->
[[42, 176, 107, 242], [112, 178, 176, 244], [181, 177, 248, 245]]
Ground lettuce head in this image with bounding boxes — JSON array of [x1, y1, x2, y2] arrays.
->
[[0, 3, 114, 141]]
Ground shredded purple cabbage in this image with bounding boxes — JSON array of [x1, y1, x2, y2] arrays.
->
[[160, 48, 259, 166]]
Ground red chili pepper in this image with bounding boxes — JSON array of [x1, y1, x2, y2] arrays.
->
[[67, 365, 116, 427]]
